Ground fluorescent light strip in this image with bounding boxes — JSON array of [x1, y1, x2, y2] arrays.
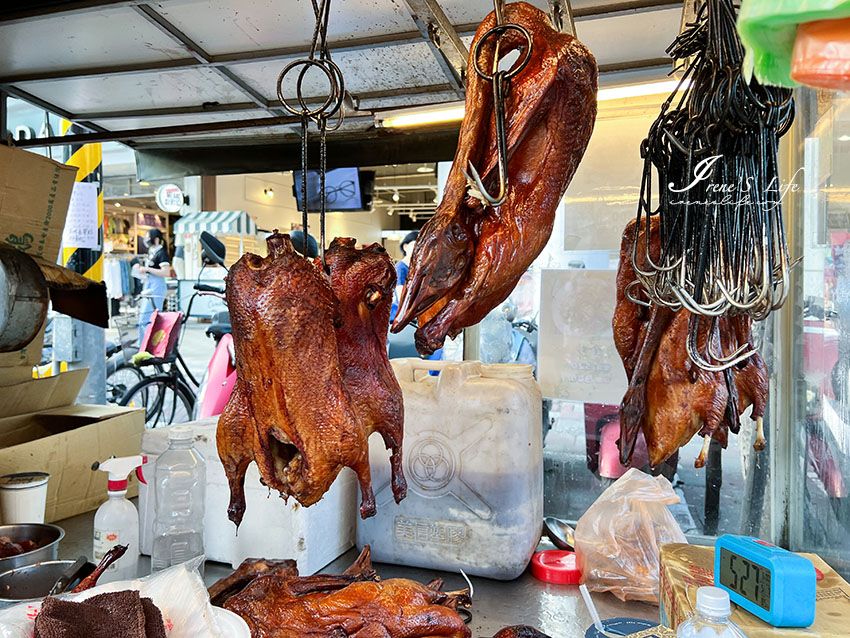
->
[[597, 78, 691, 101], [379, 79, 692, 128], [381, 105, 465, 128]]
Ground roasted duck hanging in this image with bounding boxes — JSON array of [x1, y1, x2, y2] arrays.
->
[[614, 217, 769, 469], [326, 238, 407, 504], [392, 1, 598, 355], [218, 232, 376, 526]]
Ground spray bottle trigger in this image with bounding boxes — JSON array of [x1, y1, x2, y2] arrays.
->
[[135, 456, 148, 485]]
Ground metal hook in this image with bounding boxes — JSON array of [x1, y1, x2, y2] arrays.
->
[[464, 2, 533, 207]]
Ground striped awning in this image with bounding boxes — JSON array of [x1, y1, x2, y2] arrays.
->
[[173, 210, 258, 236]]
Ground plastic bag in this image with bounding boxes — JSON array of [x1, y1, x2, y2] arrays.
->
[[574, 468, 686, 604], [0, 557, 222, 638], [791, 17, 850, 90], [737, 0, 850, 88]]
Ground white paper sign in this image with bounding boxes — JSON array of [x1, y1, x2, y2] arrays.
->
[[62, 181, 99, 249], [537, 269, 628, 403]]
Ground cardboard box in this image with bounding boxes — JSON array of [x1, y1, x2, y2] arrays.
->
[[660, 543, 850, 637], [0, 144, 77, 376], [0, 369, 144, 522]]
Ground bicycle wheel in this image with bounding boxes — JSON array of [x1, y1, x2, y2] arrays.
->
[[106, 363, 143, 404], [120, 376, 194, 428]]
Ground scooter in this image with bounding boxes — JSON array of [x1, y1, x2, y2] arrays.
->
[[191, 232, 236, 420]]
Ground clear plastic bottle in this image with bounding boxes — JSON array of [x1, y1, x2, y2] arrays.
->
[[677, 587, 748, 638], [151, 426, 206, 575]]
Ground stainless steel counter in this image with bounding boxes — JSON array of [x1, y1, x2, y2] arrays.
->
[[56, 509, 659, 637]]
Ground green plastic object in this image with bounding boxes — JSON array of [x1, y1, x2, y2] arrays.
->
[[738, 0, 850, 87]]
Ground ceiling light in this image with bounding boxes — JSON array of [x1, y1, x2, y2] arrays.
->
[[378, 104, 465, 128], [388, 209, 394, 216], [840, 135, 850, 142], [597, 79, 692, 101], [392, 190, 400, 202], [264, 188, 275, 198], [378, 80, 689, 129], [114, 202, 122, 208], [123, 192, 129, 196], [139, 181, 150, 186], [417, 165, 435, 173], [411, 214, 417, 222]]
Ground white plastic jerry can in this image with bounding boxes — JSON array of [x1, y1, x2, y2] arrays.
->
[[357, 359, 543, 580]]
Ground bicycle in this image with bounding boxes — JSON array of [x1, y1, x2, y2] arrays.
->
[[118, 283, 225, 427], [105, 311, 144, 404]]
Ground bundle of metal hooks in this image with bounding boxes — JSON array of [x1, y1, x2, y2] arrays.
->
[[631, 0, 796, 371], [276, 0, 347, 261]]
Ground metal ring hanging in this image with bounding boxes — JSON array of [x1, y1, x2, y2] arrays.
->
[[276, 58, 345, 121], [471, 24, 533, 82]]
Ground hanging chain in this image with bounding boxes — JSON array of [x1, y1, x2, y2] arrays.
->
[[277, 0, 345, 261]]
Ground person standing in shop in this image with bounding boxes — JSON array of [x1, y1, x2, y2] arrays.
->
[[138, 228, 170, 343], [390, 231, 417, 323]]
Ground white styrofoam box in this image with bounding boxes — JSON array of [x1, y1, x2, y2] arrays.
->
[[357, 360, 543, 580], [139, 419, 357, 575]]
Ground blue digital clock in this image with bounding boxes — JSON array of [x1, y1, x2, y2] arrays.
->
[[714, 535, 816, 628]]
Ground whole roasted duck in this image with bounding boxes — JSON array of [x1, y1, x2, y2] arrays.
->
[[217, 232, 376, 526], [614, 218, 769, 468], [220, 547, 471, 638], [392, 2, 597, 355], [326, 238, 407, 504]]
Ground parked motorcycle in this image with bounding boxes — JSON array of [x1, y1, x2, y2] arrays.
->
[[191, 232, 235, 420]]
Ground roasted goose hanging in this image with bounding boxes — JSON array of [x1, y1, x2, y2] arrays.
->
[[392, 1, 598, 355]]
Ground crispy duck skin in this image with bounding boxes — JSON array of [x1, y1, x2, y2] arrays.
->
[[224, 547, 470, 638], [393, 2, 597, 355], [614, 218, 769, 468], [326, 238, 407, 504], [217, 232, 375, 528], [209, 558, 298, 607]]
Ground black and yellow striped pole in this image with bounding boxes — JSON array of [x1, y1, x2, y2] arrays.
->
[[57, 120, 106, 403], [62, 120, 104, 280]]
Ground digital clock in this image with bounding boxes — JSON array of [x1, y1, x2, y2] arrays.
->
[[714, 535, 816, 627]]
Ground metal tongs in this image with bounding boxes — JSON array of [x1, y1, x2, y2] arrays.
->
[[463, 0, 533, 207]]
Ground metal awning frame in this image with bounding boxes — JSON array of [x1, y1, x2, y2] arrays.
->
[[0, 0, 681, 148]]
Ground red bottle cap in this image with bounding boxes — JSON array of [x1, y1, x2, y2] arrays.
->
[[531, 550, 581, 584]]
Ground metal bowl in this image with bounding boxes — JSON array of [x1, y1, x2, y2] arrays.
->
[[0, 560, 95, 607], [0, 524, 64, 573]]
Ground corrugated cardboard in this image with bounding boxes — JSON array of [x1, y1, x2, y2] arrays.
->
[[0, 144, 77, 375], [0, 370, 144, 522], [660, 543, 850, 637]]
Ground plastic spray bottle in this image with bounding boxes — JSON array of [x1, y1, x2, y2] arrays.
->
[[93, 455, 146, 583]]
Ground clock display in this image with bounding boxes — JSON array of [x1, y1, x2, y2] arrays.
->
[[719, 547, 772, 611]]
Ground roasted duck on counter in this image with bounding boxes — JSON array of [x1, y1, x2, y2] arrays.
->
[[393, 2, 598, 355], [212, 547, 472, 638], [614, 218, 769, 468], [218, 232, 406, 527]]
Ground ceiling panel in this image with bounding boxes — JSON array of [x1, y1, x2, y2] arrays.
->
[[0, 7, 188, 76], [576, 8, 680, 66], [438, 0, 551, 25], [155, 0, 419, 56], [232, 42, 448, 102], [90, 110, 269, 132], [15, 67, 252, 113]]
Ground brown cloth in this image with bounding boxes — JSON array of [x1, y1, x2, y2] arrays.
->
[[33, 590, 165, 638]]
